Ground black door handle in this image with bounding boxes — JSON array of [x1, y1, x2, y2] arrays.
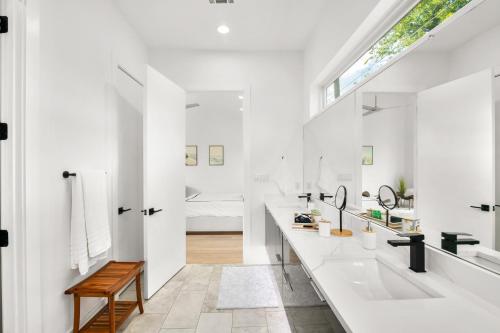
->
[[148, 208, 163, 216], [470, 204, 491, 212], [0, 230, 8, 248], [118, 207, 132, 215]]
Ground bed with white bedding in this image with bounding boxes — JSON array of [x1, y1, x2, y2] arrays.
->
[[186, 192, 244, 232]]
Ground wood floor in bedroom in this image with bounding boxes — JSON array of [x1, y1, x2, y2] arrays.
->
[[187, 233, 243, 264]]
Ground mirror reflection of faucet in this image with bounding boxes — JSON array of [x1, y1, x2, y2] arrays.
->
[[320, 193, 333, 201], [441, 232, 480, 254]]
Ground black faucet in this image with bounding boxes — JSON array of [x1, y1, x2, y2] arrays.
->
[[298, 193, 312, 210], [441, 232, 480, 254], [298, 193, 311, 200], [388, 233, 426, 273], [320, 193, 333, 201]]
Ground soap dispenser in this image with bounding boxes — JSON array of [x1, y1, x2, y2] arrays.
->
[[362, 220, 377, 250]]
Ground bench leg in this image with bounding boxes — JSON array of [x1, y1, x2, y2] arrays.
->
[[108, 295, 115, 333], [135, 273, 144, 314], [73, 295, 80, 333]]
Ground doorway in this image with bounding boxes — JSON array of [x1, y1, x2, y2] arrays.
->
[[185, 91, 245, 264]]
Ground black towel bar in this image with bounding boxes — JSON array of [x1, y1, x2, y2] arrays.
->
[[62, 171, 77, 178]]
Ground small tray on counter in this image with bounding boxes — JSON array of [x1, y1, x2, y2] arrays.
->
[[292, 222, 318, 231]]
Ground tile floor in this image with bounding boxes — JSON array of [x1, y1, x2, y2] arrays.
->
[[118, 265, 343, 333]]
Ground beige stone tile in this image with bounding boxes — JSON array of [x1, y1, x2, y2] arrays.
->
[[163, 291, 206, 329], [171, 265, 193, 283], [182, 266, 214, 291], [119, 289, 140, 302], [266, 311, 293, 328], [144, 281, 183, 313], [210, 265, 223, 282], [160, 330, 196, 333], [233, 309, 267, 327], [232, 327, 268, 333], [196, 313, 232, 333], [122, 313, 165, 333], [200, 276, 230, 313], [264, 306, 285, 312], [267, 324, 294, 333]]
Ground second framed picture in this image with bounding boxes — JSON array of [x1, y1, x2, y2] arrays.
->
[[185, 145, 198, 166], [209, 145, 224, 166]]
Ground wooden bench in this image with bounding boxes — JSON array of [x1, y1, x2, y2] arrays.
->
[[65, 261, 145, 333]]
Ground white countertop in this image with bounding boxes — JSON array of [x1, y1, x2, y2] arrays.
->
[[265, 200, 500, 333]]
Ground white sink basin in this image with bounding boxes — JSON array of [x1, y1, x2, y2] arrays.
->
[[459, 248, 500, 273], [324, 258, 441, 301]]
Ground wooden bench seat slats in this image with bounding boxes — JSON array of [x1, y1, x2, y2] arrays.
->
[[65, 261, 144, 296]]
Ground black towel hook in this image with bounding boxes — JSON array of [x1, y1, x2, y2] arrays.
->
[[62, 171, 77, 178]]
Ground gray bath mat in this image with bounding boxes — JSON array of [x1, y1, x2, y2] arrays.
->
[[217, 266, 280, 309]]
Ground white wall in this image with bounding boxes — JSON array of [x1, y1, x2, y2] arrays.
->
[[448, 25, 500, 80], [27, 1, 148, 332], [186, 91, 243, 193], [361, 93, 416, 196], [149, 50, 304, 246], [303, 93, 361, 208]]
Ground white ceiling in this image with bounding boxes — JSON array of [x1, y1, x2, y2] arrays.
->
[[114, 0, 330, 50]]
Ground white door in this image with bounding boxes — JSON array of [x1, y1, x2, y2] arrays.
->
[[417, 70, 494, 248], [115, 68, 143, 262], [143, 66, 186, 299]]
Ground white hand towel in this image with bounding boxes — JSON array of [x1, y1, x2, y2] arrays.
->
[[70, 170, 111, 275], [70, 174, 90, 275], [81, 170, 111, 259]]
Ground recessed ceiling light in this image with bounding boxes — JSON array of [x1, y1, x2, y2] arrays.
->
[[240, 108, 244, 112], [217, 25, 230, 34], [238, 95, 244, 100]]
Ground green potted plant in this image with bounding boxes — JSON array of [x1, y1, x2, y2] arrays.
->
[[397, 177, 407, 198]]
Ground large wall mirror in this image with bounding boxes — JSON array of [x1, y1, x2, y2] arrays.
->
[[303, 0, 500, 274]]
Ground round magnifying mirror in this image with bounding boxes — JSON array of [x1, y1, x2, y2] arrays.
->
[[335, 185, 347, 211], [378, 185, 398, 227], [332, 185, 352, 237], [378, 185, 398, 209]]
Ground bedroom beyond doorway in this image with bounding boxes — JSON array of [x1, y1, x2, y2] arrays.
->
[[185, 91, 245, 264]]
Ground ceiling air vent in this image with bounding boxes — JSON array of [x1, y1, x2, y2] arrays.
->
[[209, 0, 234, 4]]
